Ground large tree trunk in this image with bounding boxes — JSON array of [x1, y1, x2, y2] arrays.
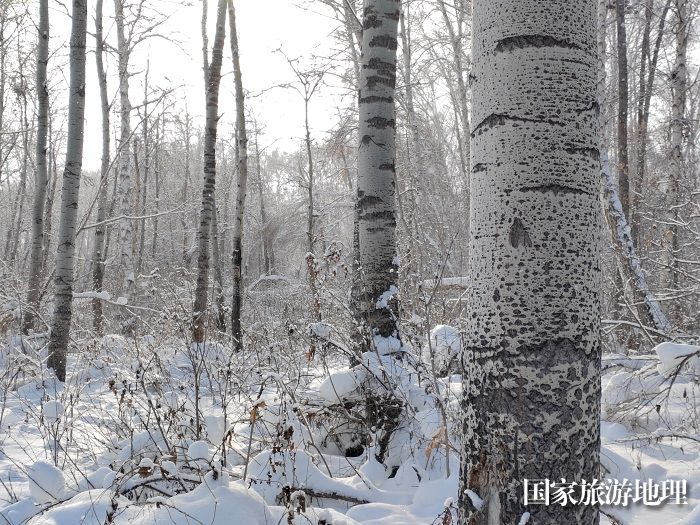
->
[[228, 0, 249, 352], [23, 0, 50, 334], [459, 2, 601, 523], [114, 0, 136, 318], [91, 0, 111, 335], [47, 0, 88, 382], [192, 0, 227, 343], [356, 0, 401, 343]]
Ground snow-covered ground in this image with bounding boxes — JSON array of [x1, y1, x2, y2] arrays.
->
[[0, 333, 697, 524]]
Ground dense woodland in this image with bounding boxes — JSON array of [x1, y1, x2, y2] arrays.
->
[[0, 0, 698, 524]]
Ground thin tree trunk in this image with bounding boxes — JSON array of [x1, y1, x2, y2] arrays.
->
[[23, 0, 50, 333], [634, 0, 672, 250], [228, 0, 249, 352], [254, 133, 273, 274], [47, 0, 88, 382], [137, 63, 150, 275], [90, 0, 111, 335], [616, 0, 631, 219], [668, 0, 688, 298], [460, 2, 601, 523], [192, 0, 227, 343], [114, 0, 135, 318]]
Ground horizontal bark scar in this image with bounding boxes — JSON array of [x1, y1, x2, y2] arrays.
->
[[472, 163, 488, 173], [520, 183, 591, 196], [495, 34, 584, 54], [366, 117, 396, 130], [564, 146, 600, 160], [471, 113, 565, 137], [509, 218, 532, 248]]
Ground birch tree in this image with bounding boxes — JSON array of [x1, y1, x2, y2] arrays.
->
[[47, 0, 88, 382], [192, 0, 227, 343], [460, 1, 601, 523], [114, 0, 136, 314], [91, 0, 111, 334], [228, 0, 249, 352], [356, 0, 401, 345], [23, 0, 49, 333]]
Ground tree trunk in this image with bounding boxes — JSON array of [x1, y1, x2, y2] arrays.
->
[[23, 0, 50, 333], [192, 0, 227, 343], [634, 0, 672, 250], [356, 0, 401, 343], [254, 133, 274, 274], [90, 0, 111, 335], [459, 2, 601, 523], [616, 0, 631, 224], [114, 0, 135, 317], [228, 0, 249, 352], [668, 0, 687, 296], [47, 0, 88, 382]]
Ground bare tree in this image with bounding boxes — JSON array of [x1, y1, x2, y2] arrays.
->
[[192, 0, 227, 343], [228, 0, 249, 352], [23, 0, 49, 333], [47, 0, 88, 382]]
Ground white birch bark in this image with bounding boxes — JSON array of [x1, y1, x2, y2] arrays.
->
[[459, 2, 601, 523], [91, 0, 111, 335], [228, 0, 249, 352], [668, 0, 687, 295], [47, 0, 88, 382], [192, 0, 227, 343], [23, 0, 49, 333], [114, 0, 135, 310], [356, 0, 401, 343]]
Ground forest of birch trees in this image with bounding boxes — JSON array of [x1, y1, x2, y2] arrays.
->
[[0, 0, 698, 524]]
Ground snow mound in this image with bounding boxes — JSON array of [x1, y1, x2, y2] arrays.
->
[[28, 460, 66, 505], [29, 490, 122, 525], [654, 342, 700, 378], [128, 479, 271, 525], [319, 367, 366, 403], [187, 440, 209, 461], [42, 401, 64, 423], [427, 325, 460, 374]]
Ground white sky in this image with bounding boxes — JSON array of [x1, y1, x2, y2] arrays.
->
[[51, 0, 349, 172]]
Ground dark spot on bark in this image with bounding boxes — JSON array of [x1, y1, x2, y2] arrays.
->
[[509, 218, 532, 248], [378, 163, 395, 171], [519, 183, 590, 196], [472, 163, 488, 173], [360, 95, 394, 104], [367, 117, 395, 130], [369, 35, 398, 50], [471, 113, 565, 137], [564, 146, 600, 160], [495, 34, 584, 54], [493, 288, 501, 302]]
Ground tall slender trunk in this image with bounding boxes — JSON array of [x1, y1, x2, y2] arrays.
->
[[137, 64, 150, 274], [668, 0, 688, 297], [114, 0, 135, 316], [634, 0, 672, 250], [228, 0, 249, 352], [192, 0, 227, 343], [460, 1, 601, 523], [357, 0, 401, 342], [23, 0, 50, 333], [616, 0, 631, 219], [90, 0, 111, 335], [151, 110, 163, 259], [47, 0, 88, 382], [254, 134, 274, 274]]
